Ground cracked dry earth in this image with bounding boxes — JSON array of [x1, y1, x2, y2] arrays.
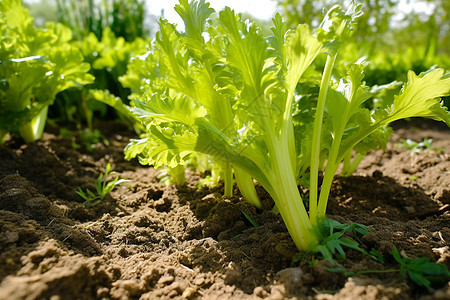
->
[[0, 119, 449, 300]]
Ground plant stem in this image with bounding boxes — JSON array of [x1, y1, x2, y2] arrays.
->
[[0, 129, 8, 145], [171, 165, 186, 185], [309, 53, 337, 225], [283, 82, 300, 178], [316, 138, 342, 218], [266, 127, 318, 252], [342, 151, 364, 176], [317, 68, 361, 218], [234, 167, 262, 208], [223, 162, 233, 197], [81, 91, 92, 130], [19, 106, 49, 143]]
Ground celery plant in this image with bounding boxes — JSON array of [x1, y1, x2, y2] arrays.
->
[[125, 0, 450, 252], [0, 0, 94, 144]]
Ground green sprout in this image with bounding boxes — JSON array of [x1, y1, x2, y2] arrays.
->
[[241, 209, 260, 228], [76, 162, 130, 206], [326, 246, 450, 290], [311, 219, 376, 264], [397, 138, 443, 154], [392, 246, 450, 290]]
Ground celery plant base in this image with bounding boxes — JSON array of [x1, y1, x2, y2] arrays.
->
[[0, 129, 9, 145], [18, 106, 49, 143]]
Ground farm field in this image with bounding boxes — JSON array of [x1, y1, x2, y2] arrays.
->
[[0, 119, 449, 299], [1, 0, 450, 299]]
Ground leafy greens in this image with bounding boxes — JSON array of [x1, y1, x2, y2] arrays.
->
[[0, 0, 94, 144], [124, 0, 450, 252]]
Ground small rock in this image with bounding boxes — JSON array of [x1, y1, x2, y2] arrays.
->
[[404, 206, 416, 214], [253, 286, 268, 297], [224, 262, 242, 285], [4, 230, 19, 243], [270, 285, 286, 300], [181, 287, 197, 299], [158, 275, 175, 285], [275, 267, 304, 294], [193, 277, 205, 286]]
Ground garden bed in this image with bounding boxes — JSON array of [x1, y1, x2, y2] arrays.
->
[[0, 119, 449, 299]]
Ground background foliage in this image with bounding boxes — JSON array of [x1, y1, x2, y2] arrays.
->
[[13, 0, 450, 135]]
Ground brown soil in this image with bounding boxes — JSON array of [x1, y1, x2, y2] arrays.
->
[[0, 119, 449, 300]]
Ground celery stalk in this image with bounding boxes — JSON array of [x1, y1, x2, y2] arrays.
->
[[19, 106, 49, 143]]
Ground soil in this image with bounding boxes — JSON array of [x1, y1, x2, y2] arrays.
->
[[0, 119, 449, 300]]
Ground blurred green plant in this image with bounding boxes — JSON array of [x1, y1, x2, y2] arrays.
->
[[55, 0, 150, 41], [397, 138, 443, 154], [40, 0, 150, 135], [276, 0, 449, 56], [23, 0, 58, 25], [51, 28, 148, 133], [277, 0, 450, 113], [58, 127, 108, 152], [82, 28, 149, 102], [0, 0, 94, 144]]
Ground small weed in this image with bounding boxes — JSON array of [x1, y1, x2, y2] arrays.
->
[[311, 219, 374, 264], [392, 246, 450, 290], [232, 209, 260, 239], [397, 138, 442, 154], [292, 219, 377, 265], [325, 246, 450, 290], [59, 127, 109, 151], [79, 128, 109, 152], [76, 162, 130, 206], [241, 209, 259, 228]]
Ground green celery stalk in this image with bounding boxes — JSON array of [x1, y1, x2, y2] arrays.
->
[[309, 54, 337, 225], [314, 67, 450, 222], [19, 106, 49, 143], [234, 167, 261, 208], [309, 4, 356, 225], [264, 125, 319, 250], [0, 130, 8, 145], [170, 164, 186, 185]]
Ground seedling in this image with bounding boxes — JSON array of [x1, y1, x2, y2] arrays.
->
[[76, 162, 130, 206], [241, 209, 260, 228], [310, 219, 381, 264], [397, 138, 442, 154], [59, 127, 109, 152], [79, 128, 109, 152], [232, 209, 259, 240], [392, 246, 450, 290], [326, 246, 450, 290], [292, 219, 383, 266]]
